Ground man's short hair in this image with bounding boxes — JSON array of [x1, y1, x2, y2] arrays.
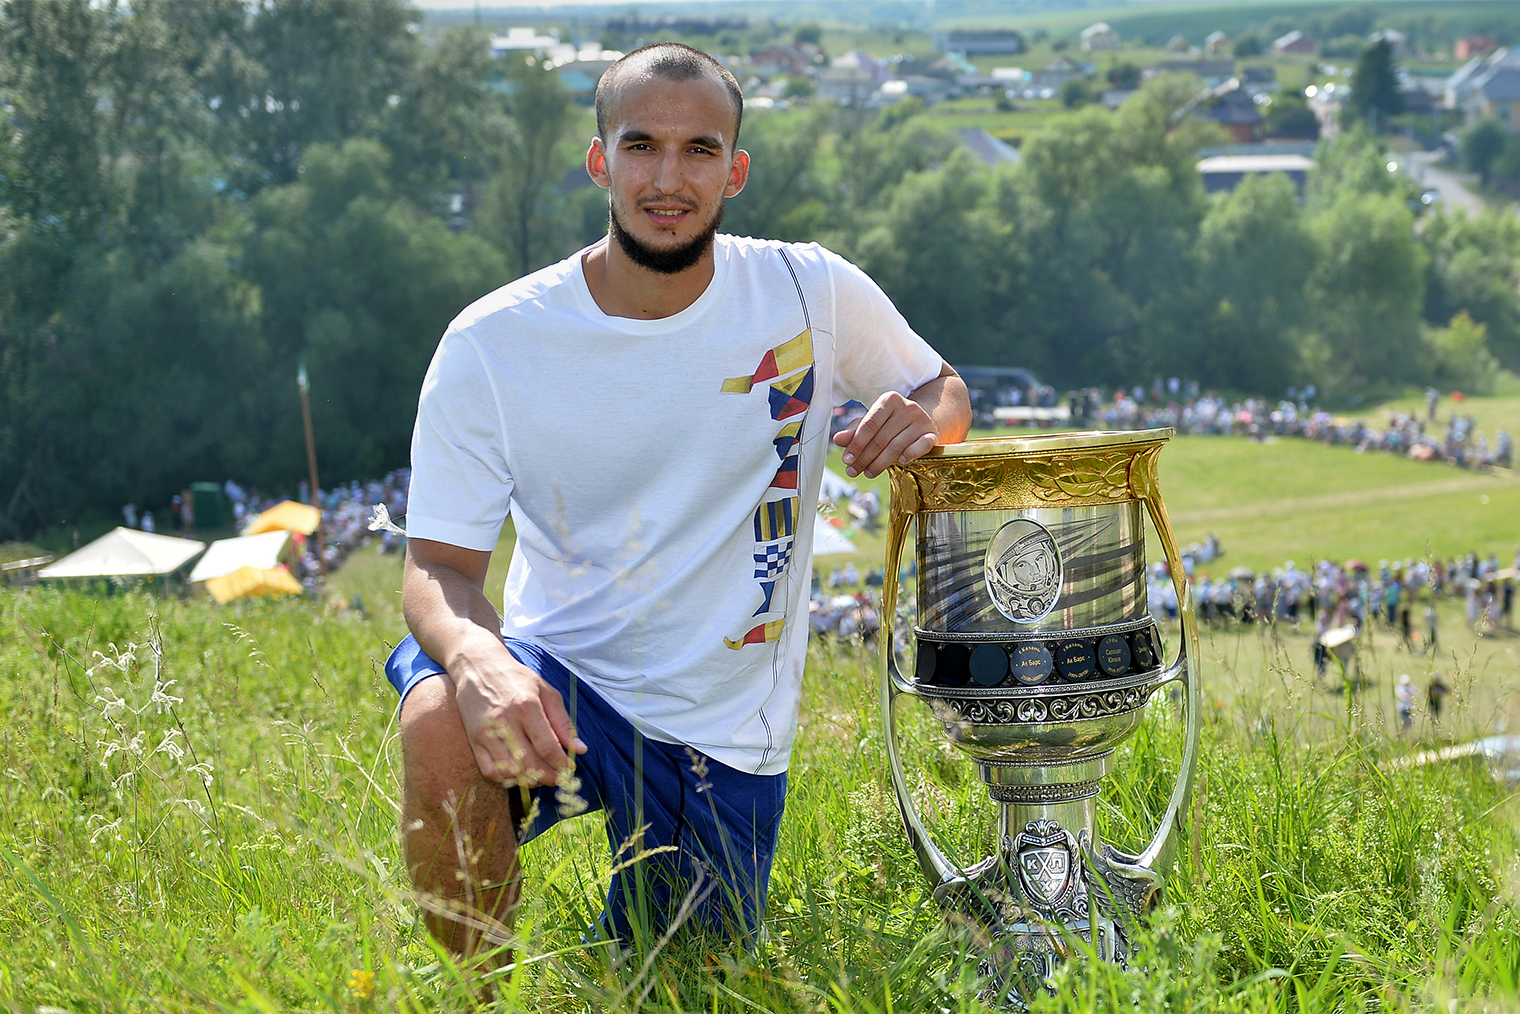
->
[[595, 43, 744, 147]]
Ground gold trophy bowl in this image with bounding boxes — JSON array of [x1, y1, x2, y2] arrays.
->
[[880, 428, 1201, 1004]]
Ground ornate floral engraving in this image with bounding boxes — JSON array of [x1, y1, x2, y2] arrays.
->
[[1128, 445, 1162, 505], [936, 686, 1151, 727], [1029, 453, 1132, 501]]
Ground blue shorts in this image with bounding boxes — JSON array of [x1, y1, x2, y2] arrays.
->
[[385, 634, 787, 944]]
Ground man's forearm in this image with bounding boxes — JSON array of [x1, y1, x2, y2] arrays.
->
[[403, 550, 511, 674]]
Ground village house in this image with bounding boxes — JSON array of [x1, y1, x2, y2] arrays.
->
[[1464, 67, 1520, 131], [1455, 37, 1498, 61], [1447, 48, 1520, 112], [1202, 81, 1265, 143], [1273, 30, 1316, 55], [1080, 22, 1122, 52], [817, 50, 889, 105]]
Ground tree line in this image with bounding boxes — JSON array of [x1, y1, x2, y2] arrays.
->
[[2, 0, 1518, 539]]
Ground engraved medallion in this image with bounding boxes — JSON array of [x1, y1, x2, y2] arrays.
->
[[1009, 643, 1054, 685], [1054, 641, 1097, 680], [1097, 634, 1132, 676], [984, 518, 1063, 624]]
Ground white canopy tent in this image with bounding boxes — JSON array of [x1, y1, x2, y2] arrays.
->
[[812, 522, 857, 556], [819, 467, 857, 503], [38, 528, 205, 579], [189, 530, 291, 584]]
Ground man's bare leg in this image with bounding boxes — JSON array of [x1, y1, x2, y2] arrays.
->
[[400, 674, 524, 961]]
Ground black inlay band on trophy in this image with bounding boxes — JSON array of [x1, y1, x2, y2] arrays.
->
[[880, 429, 1201, 1007]]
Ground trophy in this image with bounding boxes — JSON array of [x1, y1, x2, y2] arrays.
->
[[880, 429, 1200, 1004]]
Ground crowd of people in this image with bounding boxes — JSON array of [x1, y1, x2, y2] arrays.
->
[[1062, 382, 1514, 472], [121, 470, 411, 585], [1155, 550, 1518, 640]]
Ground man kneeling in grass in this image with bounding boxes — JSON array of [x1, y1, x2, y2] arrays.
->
[[387, 42, 970, 962]]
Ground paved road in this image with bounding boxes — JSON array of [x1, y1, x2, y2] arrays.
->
[[1407, 152, 1491, 216]]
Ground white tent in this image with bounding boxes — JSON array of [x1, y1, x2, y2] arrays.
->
[[812, 522, 857, 556], [819, 466, 857, 503], [188, 530, 291, 584], [38, 528, 205, 579]]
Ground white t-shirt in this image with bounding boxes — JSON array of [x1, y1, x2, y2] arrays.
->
[[407, 235, 943, 775]]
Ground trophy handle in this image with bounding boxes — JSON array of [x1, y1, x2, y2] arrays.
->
[[879, 481, 961, 889], [1131, 480, 1202, 875]]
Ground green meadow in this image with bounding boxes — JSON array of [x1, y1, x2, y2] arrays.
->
[[6, 400, 1520, 1012]]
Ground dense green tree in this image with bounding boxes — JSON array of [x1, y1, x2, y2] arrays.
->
[[1303, 190, 1428, 395], [381, 26, 509, 208], [843, 151, 1009, 367], [1306, 128, 1397, 208], [1195, 172, 1316, 393], [723, 108, 829, 243], [1347, 39, 1403, 129], [993, 77, 1220, 385], [1461, 118, 1508, 185], [1420, 210, 1520, 367], [1263, 93, 1320, 139], [1232, 35, 1264, 57], [222, 0, 419, 188], [244, 139, 508, 481], [473, 55, 574, 276]]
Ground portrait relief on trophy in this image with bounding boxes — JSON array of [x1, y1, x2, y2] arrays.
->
[[984, 518, 1064, 623]]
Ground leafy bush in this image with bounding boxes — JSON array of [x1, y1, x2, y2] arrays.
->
[[1425, 312, 1500, 394]]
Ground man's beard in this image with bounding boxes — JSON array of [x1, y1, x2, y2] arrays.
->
[[609, 198, 725, 275]]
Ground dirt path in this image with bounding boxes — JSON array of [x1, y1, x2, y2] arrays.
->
[[1172, 473, 1515, 525]]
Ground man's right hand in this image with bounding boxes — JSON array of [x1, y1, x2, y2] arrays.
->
[[403, 537, 587, 787], [450, 652, 587, 786]]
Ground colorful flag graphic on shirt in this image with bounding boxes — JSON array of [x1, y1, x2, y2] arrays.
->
[[720, 330, 813, 394], [717, 321, 814, 649], [772, 420, 802, 460], [753, 540, 793, 579], [770, 452, 799, 490], [768, 366, 815, 421], [724, 618, 785, 650], [754, 497, 799, 542]]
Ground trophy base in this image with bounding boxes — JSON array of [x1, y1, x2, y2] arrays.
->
[[932, 768, 1163, 1009]]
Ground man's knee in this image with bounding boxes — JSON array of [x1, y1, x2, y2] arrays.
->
[[399, 675, 496, 816]]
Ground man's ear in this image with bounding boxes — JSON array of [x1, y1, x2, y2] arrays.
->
[[725, 149, 750, 199], [587, 138, 611, 190]]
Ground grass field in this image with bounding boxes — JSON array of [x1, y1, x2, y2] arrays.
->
[[8, 392, 1520, 1012], [3, 585, 1518, 1012]]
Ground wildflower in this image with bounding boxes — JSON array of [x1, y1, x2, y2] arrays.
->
[[95, 687, 127, 718], [88, 642, 137, 677], [153, 729, 185, 763], [99, 731, 146, 764], [144, 679, 183, 715], [187, 761, 215, 787], [347, 968, 375, 1000], [366, 503, 405, 536]]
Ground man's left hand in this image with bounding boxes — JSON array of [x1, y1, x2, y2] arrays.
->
[[833, 391, 941, 479], [833, 363, 971, 479]]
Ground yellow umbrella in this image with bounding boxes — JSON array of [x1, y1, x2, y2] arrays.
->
[[207, 564, 305, 604], [243, 500, 321, 536]]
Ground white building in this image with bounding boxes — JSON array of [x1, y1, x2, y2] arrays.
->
[[1080, 22, 1122, 52], [490, 27, 562, 60]]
